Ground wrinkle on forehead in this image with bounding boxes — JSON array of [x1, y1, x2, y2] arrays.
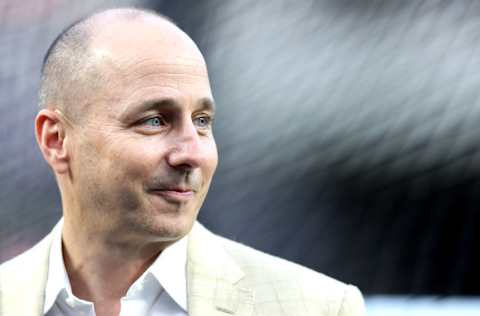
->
[[99, 45, 206, 72], [122, 59, 208, 77]]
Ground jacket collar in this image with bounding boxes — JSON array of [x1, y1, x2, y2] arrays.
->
[[186, 222, 254, 316]]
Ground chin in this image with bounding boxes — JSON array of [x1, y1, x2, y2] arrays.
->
[[139, 212, 197, 242]]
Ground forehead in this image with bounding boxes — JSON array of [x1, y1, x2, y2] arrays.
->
[[86, 20, 213, 114], [117, 61, 213, 114]]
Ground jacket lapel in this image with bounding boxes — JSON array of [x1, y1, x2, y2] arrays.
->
[[0, 232, 52, 316], [187, 222, 254, 316]]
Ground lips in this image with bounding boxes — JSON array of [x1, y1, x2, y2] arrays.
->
[[148, 186, 196, 203]]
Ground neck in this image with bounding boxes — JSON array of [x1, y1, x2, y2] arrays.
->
[[61, 215, 164, 303]]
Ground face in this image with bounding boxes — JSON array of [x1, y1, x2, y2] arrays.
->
[[64, 24, 218, 245]]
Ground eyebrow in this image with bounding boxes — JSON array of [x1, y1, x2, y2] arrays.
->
[[199, 97, 216, 112]]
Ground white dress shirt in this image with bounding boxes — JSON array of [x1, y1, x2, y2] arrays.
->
[[43, 220, 188, 316]]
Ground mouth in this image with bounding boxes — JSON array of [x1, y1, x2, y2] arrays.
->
[[148, 187, 195, 203]]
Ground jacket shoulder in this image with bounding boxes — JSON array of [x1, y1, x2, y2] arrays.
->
[[0, 233, 52, 316], [0, 233, 51, 274], [212, 232, 366, 316]]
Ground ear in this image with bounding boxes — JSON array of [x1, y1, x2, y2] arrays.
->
[[35, 109, 70, 174]]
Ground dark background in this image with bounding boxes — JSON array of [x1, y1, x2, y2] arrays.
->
[[1, 0, 480, 296]]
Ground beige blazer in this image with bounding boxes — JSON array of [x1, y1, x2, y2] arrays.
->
[[0, 222, 365, 316]]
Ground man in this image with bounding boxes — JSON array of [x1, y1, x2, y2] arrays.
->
[[0, 8, 365, 316]]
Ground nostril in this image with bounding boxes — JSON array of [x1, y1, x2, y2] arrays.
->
[[175, 163, 194, 172]]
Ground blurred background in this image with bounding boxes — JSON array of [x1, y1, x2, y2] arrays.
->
[[1, 0, 480, 314]]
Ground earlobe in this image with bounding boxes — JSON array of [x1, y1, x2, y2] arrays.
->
[[35, 109, 69, 174]]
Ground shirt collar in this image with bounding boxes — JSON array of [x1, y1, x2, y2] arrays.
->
[[43, 219, 188, 314], [44, 218, 71, 314], [145, 234, 188, 311]]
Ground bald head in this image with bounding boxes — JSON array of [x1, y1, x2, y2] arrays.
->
[[39, 8, 200, 122]]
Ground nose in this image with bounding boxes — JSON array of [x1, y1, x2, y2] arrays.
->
[[166, 120, 206, 171]]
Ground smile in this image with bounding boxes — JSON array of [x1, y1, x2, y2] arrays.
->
[[149, 188, 195, 203]]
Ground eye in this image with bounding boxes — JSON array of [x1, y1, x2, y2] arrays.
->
[[143, 116, 166, 127], [193, 115, 213, 129]]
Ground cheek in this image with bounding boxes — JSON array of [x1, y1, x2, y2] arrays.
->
[[82, 137, 151, 188], [116, 182, 142, 210], [108, 145, 157, 182], [91, 149, 152, 211]]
